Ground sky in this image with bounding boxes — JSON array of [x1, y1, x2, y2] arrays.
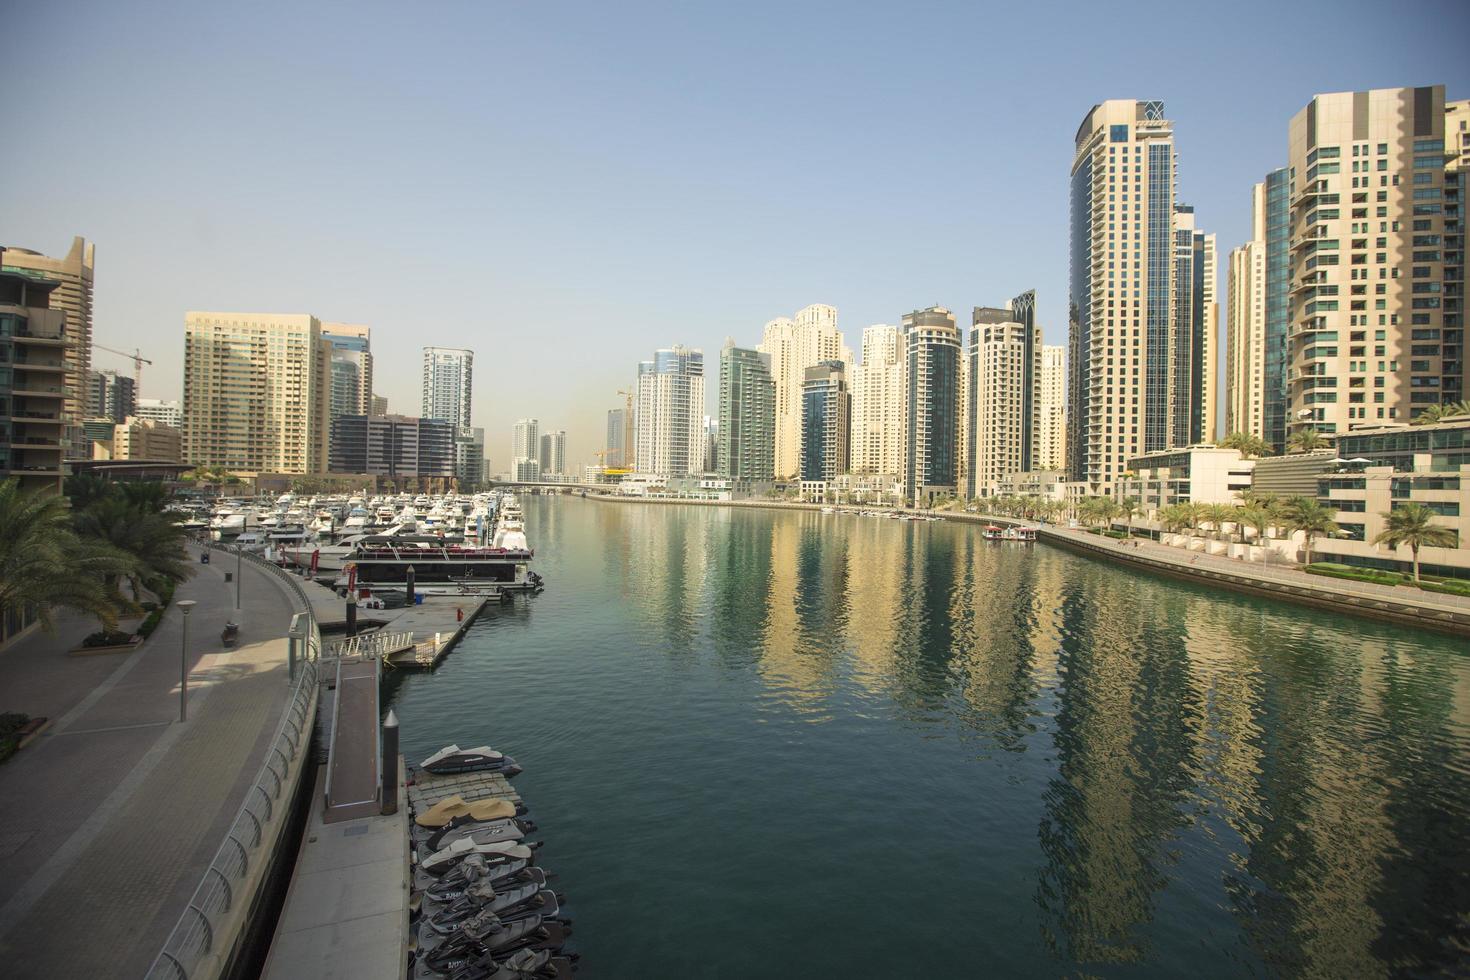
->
[[4, 0, 1468, 472]]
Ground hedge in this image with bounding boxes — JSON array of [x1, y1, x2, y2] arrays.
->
[[1303, 563, 1407, 587], [1418, 578, 1470, 597]]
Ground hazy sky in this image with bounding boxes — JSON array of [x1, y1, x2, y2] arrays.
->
[[4, 0, 1467, 471]]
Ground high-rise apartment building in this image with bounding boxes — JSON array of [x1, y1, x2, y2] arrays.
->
[[965, 307, 1032, 497], [851, 324, 904, 476], [1171, 206, 1219, 445], [0, 237, 93, 435], [1444, 99, 1467, 406], [605, 408, 627, 469], [1070, 100, 1214, 491], [371, 394, 389, 416], [717, 342, 775, 484], [635, 346, 705, 476], [454, 427, 486, 487], [182, 312, 331, 473], [757, 304, 851, 479], [422, 347, 473, 429], [87, 369, 136, 421], [538, 430, 566, 476], [1287, 86, 1461, 435], [902, 307, 961, 504], [329, 414, 454, 482], [1036, 345, 1067, 471], [513, 418, 539, 461], [1227, 179, 1275, 442], [0, 255, 72, 493], [323, 323, 373, 420], [800, 361, 850, 483], [134, 398, 183, 429], [112, 417, 183, 463]]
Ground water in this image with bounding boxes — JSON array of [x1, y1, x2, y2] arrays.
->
[[386, 497, 1470, 978]]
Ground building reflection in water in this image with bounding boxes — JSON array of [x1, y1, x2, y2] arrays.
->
[[590, 500, 1470, 976]]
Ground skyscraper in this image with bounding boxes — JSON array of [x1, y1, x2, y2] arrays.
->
[[1070, 99, 1200, 491], [421, 347, 473, 429], [1036, 345, 1067, 471], [718, 342, 775, 484], [512, 418, 539, 474], [0, 237, 93, 436], [1227, 180, 1272, 442], [0, 255, 72, 493], [88, 369, 136, 422], [1287, 86, 1458, 434], [800, 361, 850, 483], [323, 323, 373, 420], [902, 307, 961, 504], [605, 409, 627, 469], [1171, 206, 1218, 445], [635, 346, 705, 476], [182, 312, 331, 473], [757, 304, 851, 480], [1445, 99, 1468, 408], [538, 430, 566, 476], [851, 324, 904, 476], [965, 307, 1032, 497]]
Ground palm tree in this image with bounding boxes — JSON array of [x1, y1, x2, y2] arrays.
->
[[1410, 401, 1470, 425], [1373, 502, 1457, 581], [1174, 501, 1203, 536], [1118, 497, 1140, 538], [1200, 503, 1237, 542], [1237, 505, 1271, 546], [64, 472, 115, 512], [1288, 428, 1329, 454], [1284, 496, 1340, 565], [72, 496, 191, 606], [0, 480, 133, 632], [1218, 431, 1271, 459]]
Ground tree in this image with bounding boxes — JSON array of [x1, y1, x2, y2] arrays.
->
[[1284, 496, 1340, 565], [1218, 432, 1271, 459], [1373, 501, 1457, 581], [64, 472, 115, 512], [72, 496, 191, 608], [0, 480, 133, 632], [1288, 428, 1329, 454], [1410, 401, 1470, 426], [1237, 505, 1271, 546], [1174, 502, 1203, 535], [1200, 503, 1238, 541], [1119, 497, 1140, 538]]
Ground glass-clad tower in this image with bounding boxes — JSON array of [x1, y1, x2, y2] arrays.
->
[[902, 307, 960, 504], [718, 342, 776, 484], [800, 360, 849, 482]]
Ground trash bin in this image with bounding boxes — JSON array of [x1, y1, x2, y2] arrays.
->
[[225, 571, 233, 582], [414, 593, 424, 605]]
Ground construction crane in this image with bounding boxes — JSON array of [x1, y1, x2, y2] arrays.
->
[[93, 343, 153, 390], [616, 388, 635, 469]]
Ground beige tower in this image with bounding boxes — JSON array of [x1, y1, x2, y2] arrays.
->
[[0, 237, 94, 437], [182, 312, 332, 473], [965, 310, 1031, 497], [758, 304, 851, 480], [1287, 85, 1458, 433], [851, 324, 903, 475], [1227, 183, 1270, 440], [1036, 345, 1067, 471]]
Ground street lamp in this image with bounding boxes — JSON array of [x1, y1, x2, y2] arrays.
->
[[177, 600, 197, 722], [235, 544, 242, 610]]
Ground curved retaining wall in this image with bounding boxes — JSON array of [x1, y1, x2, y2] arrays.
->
[[584, 494, 1470, 637]]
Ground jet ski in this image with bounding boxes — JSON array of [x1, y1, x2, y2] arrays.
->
[[418, 838, 536, 878], [421, 744, 523, 777], [416, 883, 563, 952], [412, 811, 535, 848], [422, 817, 536, 854], [432, 948, 575, 980], [413, 914, 570, 978], [418, 867, 550, 916]]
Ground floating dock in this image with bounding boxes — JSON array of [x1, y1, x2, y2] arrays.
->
[[407, 767, 522, 810]]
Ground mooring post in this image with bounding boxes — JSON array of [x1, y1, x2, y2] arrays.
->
[[406, 565, 416, 606], [381, 709, 400, 814]]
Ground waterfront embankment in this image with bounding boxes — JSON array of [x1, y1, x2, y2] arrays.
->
[[585, 493, 1470, 636]]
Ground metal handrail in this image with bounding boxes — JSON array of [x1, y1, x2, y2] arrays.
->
[[145, 547, 323, 980]]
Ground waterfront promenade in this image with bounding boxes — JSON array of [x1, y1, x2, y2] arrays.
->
[[0, 546, 301, 979]]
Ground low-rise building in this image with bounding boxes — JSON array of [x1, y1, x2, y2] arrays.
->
[[1121, 446, 1254, 515], [1248, 451, 1334, 497], [328, 414, 454, 486], [111, 416, 183, 463], [992, 469, 1068, 501], [1314, 418, 1470, 576]]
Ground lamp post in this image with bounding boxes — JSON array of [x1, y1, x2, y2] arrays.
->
[[177, 600, 196, 722], [235, 545, 243, 610]]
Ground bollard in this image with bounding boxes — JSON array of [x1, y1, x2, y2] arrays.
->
[[346, 599, 358, 637], [405, 565, 416, 606], [287, 614, 307, 684], [381, 709, 399, 815]]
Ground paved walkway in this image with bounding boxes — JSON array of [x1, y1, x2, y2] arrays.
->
[[0, 546, 301, 979]]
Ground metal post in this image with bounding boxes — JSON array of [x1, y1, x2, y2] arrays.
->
[[406, 565, 415, 606], [346, 598, 358, 637], [177, 600, 196, 722], [381, 709, 399, 815], [236, 545, 242, 610]]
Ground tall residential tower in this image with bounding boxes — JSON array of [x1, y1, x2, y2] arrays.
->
[[422, 347, 473, 429], [635, 346, 705, 476], [717, 342, 776, 485]]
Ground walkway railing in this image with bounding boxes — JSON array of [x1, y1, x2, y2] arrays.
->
[[145, 545, 323, 980], [328, 630, 411, 662]]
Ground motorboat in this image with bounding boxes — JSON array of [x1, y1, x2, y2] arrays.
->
[[422, 745, 522, 776]]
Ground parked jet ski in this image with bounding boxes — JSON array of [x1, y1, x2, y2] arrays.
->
[[421, 744, 523, 777], [413, 811, 535, 848], [415, 795, 527, 830], [417, 884, 563, 951], [434, 947, 575, 980], [412, 913, 570, 978], [418, 838, 536, 878], [418, 866, 550, 917], [422, 817, 535, 854]]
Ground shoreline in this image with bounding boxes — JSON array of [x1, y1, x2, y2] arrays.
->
[[581, 493, 1470, 637]]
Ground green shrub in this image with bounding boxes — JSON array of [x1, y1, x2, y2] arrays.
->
[[1303, 563, 1406, 587], [81, 629, 137, 648], [137, 609, 164, 638], [1418, 578, 1470, 597], [0, 713, 28, 737]]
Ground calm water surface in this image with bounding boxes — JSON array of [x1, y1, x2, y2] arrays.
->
[[386, 497, 1470, 978]]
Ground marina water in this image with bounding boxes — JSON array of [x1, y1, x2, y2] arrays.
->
[[386, 497, 1470, 978]]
